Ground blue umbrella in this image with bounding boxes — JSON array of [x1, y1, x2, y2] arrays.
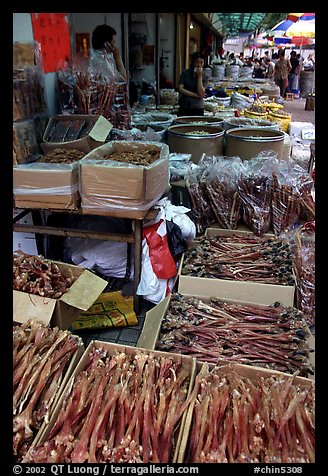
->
[[271, 19, 294, 34], [274, 36, 292, 45]]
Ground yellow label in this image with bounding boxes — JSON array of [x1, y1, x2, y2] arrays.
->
[[71, 291, 138, 330]]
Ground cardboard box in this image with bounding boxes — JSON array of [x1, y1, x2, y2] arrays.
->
[[34, 341, 196, 463], [40, 114, 112, 154], [13, 162, 80, 210], [13, 260, 108, 329], [137, 293, 315, 381], [178, 228, 295, 307], [177, 362, 314, 463], [79, 141, 170, 213]]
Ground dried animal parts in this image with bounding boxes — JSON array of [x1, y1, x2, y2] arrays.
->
[[37, 149, 85, 164], [185, 365, 315, 463], [157, 294, 313, 377], [182, 235, 294, 286], [13, 251, 76, 298], [103, 147, 161, 166], [25, 347, 193, 463], [13, 321, 80, 461]]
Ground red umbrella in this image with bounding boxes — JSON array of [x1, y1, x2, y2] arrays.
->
[[287, 13, 315, 22], [290, 36, 314, 46]]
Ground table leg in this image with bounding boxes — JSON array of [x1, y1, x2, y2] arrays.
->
[[133, 219, 142, 315]]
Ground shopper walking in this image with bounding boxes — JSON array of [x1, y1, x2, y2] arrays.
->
[[177, 51, 207, 116], [264, 56, 275, 81], [274, 49, 291, 98]]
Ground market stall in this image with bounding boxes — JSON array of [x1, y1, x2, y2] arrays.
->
[[12, 12, 316, 465]]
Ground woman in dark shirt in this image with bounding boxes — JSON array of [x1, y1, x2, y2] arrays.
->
[[177, 52, 207, 116]]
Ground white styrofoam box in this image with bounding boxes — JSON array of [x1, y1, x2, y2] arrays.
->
[[13, 210, 38, 254]]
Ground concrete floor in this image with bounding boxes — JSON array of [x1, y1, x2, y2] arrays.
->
[[282, 96, 315, 124]]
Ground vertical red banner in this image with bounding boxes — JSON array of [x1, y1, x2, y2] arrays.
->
[[31, 13, 71, 73]]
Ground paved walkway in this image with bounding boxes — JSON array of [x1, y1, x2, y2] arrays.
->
[[282, 96, 315, 125]]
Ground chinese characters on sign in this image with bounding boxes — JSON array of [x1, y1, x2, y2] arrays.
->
[[31, 13, 71, 73]]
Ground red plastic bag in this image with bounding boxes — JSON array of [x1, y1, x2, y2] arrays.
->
[[143, 220, 177, 279]]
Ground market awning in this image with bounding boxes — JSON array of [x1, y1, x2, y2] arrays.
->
[[215, 13, 269, 37]]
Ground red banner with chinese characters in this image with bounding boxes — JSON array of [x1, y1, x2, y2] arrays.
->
[[31, 13, 71, 73]]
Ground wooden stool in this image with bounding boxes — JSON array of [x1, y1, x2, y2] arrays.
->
[[285, 93, 294, 101]]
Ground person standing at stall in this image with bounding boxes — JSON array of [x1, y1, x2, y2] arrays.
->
[[274, 49, 291, 99], [264, 55, 275, 81], [286, 50, 300, 94], [177, 52, 207, 116], [91, 24, 127, 81]]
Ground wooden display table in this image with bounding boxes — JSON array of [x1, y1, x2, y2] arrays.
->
[[13, 206, 159, 314]]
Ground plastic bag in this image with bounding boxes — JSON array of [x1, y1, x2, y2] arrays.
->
[[137, 238, 161, 295], [166, 220, 187, 258], [153, 197, 196, 242], [237, 153, 274, 235], [185, 164, 216, 235], [282, 225, 315, 326], [136, 238, 173, 303], [64, 238, 134, 279], [143, 220, 177, 279], [57, 51, 119, 117], [201, 156, 246, 229], [270, 158, 310, 235], [169, 152, 193, 181]]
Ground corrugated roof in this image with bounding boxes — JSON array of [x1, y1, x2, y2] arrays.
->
[[216, 13, 268, 36]]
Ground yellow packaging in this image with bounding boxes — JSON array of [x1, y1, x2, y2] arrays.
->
[[268, 111, 291, 133], [71, 291, 138, 330], [244, 110, 268, 119]]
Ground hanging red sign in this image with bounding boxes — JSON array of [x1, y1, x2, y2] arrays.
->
[[31, 13, 71, 73]]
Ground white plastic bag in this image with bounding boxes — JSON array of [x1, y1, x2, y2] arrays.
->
[[65, 238, 134, 278], [153, 197, 196, 241]]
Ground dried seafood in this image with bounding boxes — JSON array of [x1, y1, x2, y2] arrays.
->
[[13, 321, 80, 461], [182, 236, 294, 286], [185, 365, 315, 463], [157, 293, 314, 376], [13, 251, 76, 298], [25, 347, 193, 463]]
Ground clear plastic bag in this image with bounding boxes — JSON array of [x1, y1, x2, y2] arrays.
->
[[237, 153, 274, 235], [283, 225, 315, 326], [57, 51, 120, 117], [185, 164, 216, 235], [201, 156, 246, 229]]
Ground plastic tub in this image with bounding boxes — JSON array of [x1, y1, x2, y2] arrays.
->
[[132, 112, 174, 131], [225, 127, 285, 161], [173, 116, 224, 128], [223, 117, 280, 131], [167, 124, 225, 163]]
